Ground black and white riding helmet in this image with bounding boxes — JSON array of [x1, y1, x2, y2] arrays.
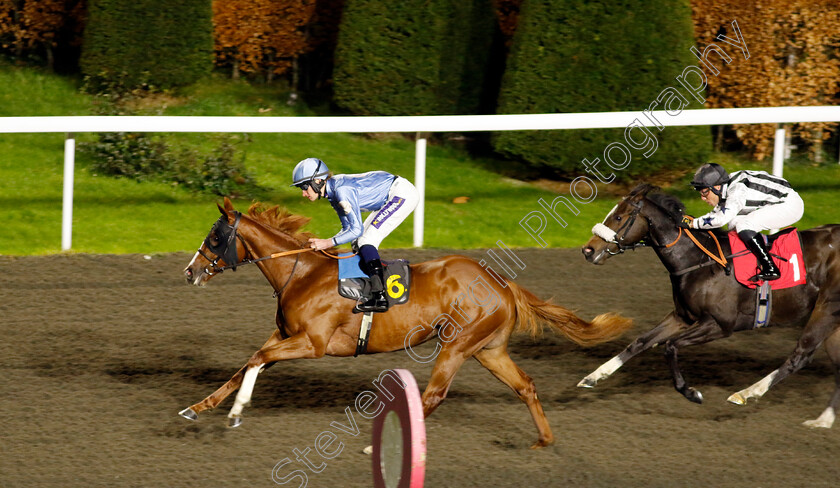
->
[[690, 163, 729, 196]]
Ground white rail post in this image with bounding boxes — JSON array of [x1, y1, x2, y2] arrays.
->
[[413, 133, 426, 247], [772, 125, 786, 177], [770, 125, 787, 234], [61, 132, 75, 251]]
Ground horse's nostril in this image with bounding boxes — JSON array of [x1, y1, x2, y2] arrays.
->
[[582, 247, 593, 256]]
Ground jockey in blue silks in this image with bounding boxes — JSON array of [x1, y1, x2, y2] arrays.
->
[[291, 158, 419, 313]]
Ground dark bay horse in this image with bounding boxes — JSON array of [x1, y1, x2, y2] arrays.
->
[[181, 198, 633, 448], [580, 183, 840, 428]]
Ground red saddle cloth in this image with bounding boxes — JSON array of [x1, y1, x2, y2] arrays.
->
[[728, 228, 807, 290]]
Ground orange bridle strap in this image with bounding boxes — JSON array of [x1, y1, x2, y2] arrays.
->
[[683, 228, 728, 268], [662, 227, 683, 248], [319, 249, 358, 260]]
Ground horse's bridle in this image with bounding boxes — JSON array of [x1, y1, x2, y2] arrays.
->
[[199, 212, 245, 274], [591, 199, 649, 255], [196, 211, 305, 297], [591, 198, 744, 276]]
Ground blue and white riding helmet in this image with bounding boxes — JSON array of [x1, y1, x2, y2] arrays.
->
[[291, 158, 330, 195]]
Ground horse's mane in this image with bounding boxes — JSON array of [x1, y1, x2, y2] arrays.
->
[[628, 183, 685, 224], [647, 193, 686, 223], [246, 203, 316, 244]]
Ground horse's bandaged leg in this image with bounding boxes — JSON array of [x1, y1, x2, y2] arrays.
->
[[728, 369, 778, 405], [578, 356, 624, 388], [229, 364, 264, 419], [803, 407, 836, 429]]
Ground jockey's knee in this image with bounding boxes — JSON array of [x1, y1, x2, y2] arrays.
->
[[733, 218, 761, 235], [359, 244, 380, 262]]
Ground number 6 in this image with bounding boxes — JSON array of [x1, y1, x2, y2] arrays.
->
[[387, 274, 405, 299]]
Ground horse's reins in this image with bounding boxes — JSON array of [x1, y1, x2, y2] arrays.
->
[[201, 211, 357, 276], [208, 239, 357, 274], [665, 227, 752, 276], [200, 212, 359, 298]]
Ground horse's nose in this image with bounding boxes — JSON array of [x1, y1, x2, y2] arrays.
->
[[184, 267, 193, 282], [582, 246, 594, 258]]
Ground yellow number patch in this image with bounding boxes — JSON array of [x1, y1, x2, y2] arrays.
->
[[386, 274, 406, 299]]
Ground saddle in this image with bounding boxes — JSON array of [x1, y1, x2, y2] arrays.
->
[[337, 254, 412, 356], [727, 228, 807, 290], [728, 228, 807, 329], [337, 254, 411, 307]]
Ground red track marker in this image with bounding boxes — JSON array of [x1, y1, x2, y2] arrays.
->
[[372, 369, 426, 488]]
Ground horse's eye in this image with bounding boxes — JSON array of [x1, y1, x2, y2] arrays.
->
[[615, 215, 622, 221]]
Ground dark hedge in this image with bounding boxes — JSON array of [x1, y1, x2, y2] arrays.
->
[[493, 0, 711, 180], [333, 0, 497, 115], [80, 0, 213, 90]]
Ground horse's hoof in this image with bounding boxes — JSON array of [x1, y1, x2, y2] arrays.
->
[[577, 377, 596, 388], [179, 408, 198, 421], [802, 419, 832, 429], [362, 445, 373, 456], [727, 392, 746, 405], [685, 388, 704, 404], [228, 415, 242, 428], [530, 438, 554, 449]]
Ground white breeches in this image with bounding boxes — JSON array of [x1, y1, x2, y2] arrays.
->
[[731, 192, 804, 234], [356, 177, 419, 248]]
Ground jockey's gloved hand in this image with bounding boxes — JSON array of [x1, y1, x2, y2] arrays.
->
[[678, 215, 694, 229]]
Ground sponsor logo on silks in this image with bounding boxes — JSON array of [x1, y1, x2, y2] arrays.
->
[[386, 274, 406, 299], [371, 196, 405, 229]]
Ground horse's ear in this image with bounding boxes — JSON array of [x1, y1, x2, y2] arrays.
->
[[628, 183, 659, 201], [217, 197, 235, 220], [223, 197, 235, 212]]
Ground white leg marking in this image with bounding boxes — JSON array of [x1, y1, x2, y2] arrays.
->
[[728, 369, 778, 404], [229, 364, 263, 418], [578, 356, 624, 387], [803, 407, 835, 429]]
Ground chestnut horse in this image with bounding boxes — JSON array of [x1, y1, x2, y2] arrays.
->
[[181, 198, 632, 448], [580, 183, 840, 428]]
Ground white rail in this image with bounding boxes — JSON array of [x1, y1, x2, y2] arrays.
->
[[2, 106, 840, 133], [3, 106, 838, 250]]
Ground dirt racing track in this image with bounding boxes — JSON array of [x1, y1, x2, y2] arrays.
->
[[2, 248, 839, 487]]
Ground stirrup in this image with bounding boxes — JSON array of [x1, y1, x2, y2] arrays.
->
[[353, 294, 389, 314], [760, 271, 781, 281], [749, 268, 781, 282]]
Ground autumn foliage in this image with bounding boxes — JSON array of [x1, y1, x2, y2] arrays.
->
[[0, 0, 85, 65], [494, 0, 523, 42], [212, 0, 317, 81], [691, 1, 840, 159]]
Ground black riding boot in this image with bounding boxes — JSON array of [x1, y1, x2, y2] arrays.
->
[[739, 230, 781, 281], [354, 259, 389, 313]]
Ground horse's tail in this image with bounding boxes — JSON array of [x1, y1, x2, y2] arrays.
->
[[508, 281, 633, 347]]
